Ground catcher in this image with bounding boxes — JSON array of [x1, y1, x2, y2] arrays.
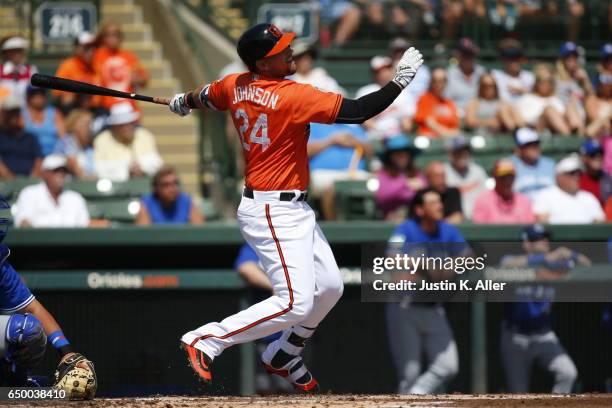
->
[[0, 198, 96, 399]]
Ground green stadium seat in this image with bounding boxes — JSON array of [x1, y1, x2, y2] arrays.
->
[[0, 178, 40, 200], [201, 199, 219, 221], [67, 177, 151, 200], [334, 179, 378, 220], [88, 198, 140, 224], [551, 137, 583, 154]]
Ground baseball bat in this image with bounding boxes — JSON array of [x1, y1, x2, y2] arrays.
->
[[30, 73, 171, 105]]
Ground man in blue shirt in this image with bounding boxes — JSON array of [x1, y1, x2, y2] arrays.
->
[[386, 188, 463, 394], [0, 95, 42, 178], [509, 127, 556, 200], [307, 123, 372, 220], [499, 224, 581, 393]]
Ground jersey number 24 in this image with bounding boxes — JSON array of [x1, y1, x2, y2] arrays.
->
[[235, 109, 270, 152]]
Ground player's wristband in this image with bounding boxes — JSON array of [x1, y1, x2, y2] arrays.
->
[[185, 91, 197, 109], [48, 330, 74, 356], [527, 253, 546, 267]]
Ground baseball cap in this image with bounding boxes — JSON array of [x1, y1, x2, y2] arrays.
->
[[559, 41, 579, 58], [370, 56, 393, 72], [498, 38, 523, 59], [384, 134, 419, 154], [446, 135, 470, 152], [522, 224, 551, 242], [456, 38, 479, 56], [75, 31, 96, 46], [492, 158, 516, 177], [107, 102, 140, 126], [514, 127, 540, 147], [292, 40, 315, 58], [389, 37, 410, 52], [1, 95, 21, 111], [1, 36, 28, 51], [555, 155, 582, 174], [41, 154, 68, 172], [26, 85, 46, 98], [579, 139, 603, 156], [601, 43, 612, 60]]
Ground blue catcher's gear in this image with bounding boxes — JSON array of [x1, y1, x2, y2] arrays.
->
[[5, 313, 47, 369]]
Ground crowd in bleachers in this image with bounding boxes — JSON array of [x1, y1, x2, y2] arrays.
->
[[320, 0, 609, 46], [286, 34, 612, 223], [0, 22, 205, 228]]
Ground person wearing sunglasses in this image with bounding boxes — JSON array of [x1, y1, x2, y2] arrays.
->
[[135, 165, 204, 225]]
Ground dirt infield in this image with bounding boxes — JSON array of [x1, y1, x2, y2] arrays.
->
[[3, 394, 612, 408]]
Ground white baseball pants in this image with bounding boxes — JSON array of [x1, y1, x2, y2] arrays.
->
[[182, 192, 344, 359]]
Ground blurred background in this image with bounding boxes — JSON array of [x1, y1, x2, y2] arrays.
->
[[0, 0, 610, 398]]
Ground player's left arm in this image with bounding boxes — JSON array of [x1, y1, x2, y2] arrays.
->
[[335, 47, 423, 124], [20, 299, 97, 399]]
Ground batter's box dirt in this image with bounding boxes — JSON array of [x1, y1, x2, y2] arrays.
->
[[4, 394, 612, 408]]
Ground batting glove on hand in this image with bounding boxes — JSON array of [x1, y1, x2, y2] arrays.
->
[[169, 93, 191, 117], [392, 47, 424, 90]]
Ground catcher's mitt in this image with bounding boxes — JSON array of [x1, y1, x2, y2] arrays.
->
[[53, 353, 97, 400]]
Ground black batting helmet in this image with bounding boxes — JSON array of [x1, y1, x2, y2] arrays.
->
[[237, 23, 296, 71]]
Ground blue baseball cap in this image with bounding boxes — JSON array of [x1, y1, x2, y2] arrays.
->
[[384, 134, 420, 154], [522, 224, 551, 242], [579, 139, 603, 156], [559, 42, 579, 58], [446, 135, 471, 152], [602, 43, 612, 60]]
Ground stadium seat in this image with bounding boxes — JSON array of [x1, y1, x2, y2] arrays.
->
[[201, 199, 219, 221], [88, 198, 141, 224], [67, 178, 151, 200], [334, 179, 378, 220], [0, 178, 40, 200]]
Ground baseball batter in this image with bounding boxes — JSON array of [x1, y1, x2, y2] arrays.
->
[[169, 23, 423, 391]]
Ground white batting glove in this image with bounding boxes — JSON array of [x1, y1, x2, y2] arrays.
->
[[169, 93, 191, 117], [392, 47, 424, 90]]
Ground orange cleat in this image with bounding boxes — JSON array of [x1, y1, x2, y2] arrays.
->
[[181, 341, 213, 384]]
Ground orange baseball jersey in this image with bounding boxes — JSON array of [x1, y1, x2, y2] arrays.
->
[[205, 72, 343, 191]]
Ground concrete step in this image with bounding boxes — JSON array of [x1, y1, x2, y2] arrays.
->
[[101, 4, 142, 24], [121, 41, 161, 61], [156, 135, 198, 147], [121, 23, 151, 42], [103, 0, 133, 6], [163, 153, 198, 165], [157, 142, 199, 155], [144, 122, 196, 135]]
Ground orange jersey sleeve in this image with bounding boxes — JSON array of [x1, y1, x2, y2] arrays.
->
[[204, 76, 233, 111], [288, 83, 343, 125]]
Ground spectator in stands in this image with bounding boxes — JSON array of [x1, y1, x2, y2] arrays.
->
[[319, 0, 362, 47], [54, 109, 95, 178], [578, 139, 609, 204], [54, 32, 101, 113], [598, 43, 612, 78], [515, 65, 584, 135], [308, 123, 372, 220], [13, 154, 90, 228], [94, 102, 163, 181], [356, 56, 416, 140], [443, 136, 487, 219], [486, 0, 519, 31], [376, 134, 427, 222], [492, 39, 535, 104], [465, 73, 523, 134], [388, 37, 430, 100], [414, 67, 460, 138], [509, 128, 556, 200], [472, 158, 535, 224], [0, 95, 42, 179], [290, 41, 344, 94], [0, 36, 36, 104], [585, 72, 611, 139], [555, 42, 593, 114], [424, 161, 463, 223], [533, 155, 604, 224], [135, 166, 204, 225], [94, 21, 149, 110], [23, 86, 65, 157], [445, 38, 485, 117]]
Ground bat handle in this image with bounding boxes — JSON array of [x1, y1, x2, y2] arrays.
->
[[152, 96, 171, 105]]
